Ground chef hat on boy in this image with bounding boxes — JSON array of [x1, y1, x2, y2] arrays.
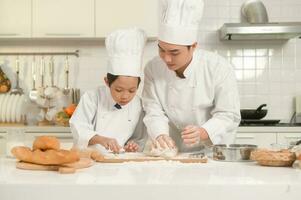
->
[[105, 28, 147, 77], [158, 0, 204, 45]]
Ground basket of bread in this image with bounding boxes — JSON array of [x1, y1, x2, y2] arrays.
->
[[251, 148, 296, 167]]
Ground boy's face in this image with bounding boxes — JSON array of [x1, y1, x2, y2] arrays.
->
[[105, 76, 139, 106], [158, 40, 197, 73]]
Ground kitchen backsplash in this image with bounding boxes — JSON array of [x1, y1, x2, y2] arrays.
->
[[0, 0, 301, 123]]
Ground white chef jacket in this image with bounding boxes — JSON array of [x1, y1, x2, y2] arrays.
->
[[70, 86, 147, 153], [142, 49, 241, 152]]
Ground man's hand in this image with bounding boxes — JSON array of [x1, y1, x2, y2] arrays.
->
[[155, 134, 176, 149], [181, 125, 209, 145], [124, 140, 139, 152]]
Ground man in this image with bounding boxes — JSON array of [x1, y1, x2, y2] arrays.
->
[[142, 0, 241, 152]]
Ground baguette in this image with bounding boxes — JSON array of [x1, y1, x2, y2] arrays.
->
[[11, 146, 79, 165]]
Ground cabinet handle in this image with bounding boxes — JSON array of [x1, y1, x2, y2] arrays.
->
[[56, 136, 72, 139], [284, 136, 301, 139], [236, 134, 255, 139], [45, 33, 82, 36], [0, 33, 19, 36], [34, 135, 71, 139]]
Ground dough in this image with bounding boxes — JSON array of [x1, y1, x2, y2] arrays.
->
[[148, 141, 178, 158]]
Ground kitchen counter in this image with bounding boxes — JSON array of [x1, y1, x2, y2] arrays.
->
[[0, 157, 300, 200]]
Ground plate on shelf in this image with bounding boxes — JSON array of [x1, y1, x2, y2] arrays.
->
[[16, 95, 25, 123], [5, 94, 14, 123], [10, 94, 20, 123], [1, 94, 9, 122], [0, 94, 4, 121]]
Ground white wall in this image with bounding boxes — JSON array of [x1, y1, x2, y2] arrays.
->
[[200, 0, 301, 122], [0, 0, 301, 123]]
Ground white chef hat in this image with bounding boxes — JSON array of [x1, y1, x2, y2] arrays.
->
[[158, 0, 204, 45], [105, 28, 147, 77]]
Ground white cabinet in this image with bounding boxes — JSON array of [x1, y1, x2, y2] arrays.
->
[[0, 0, 31, 38], [235, 132, 276, 148], [277, 133, 301, 146], [32, 0, 94, 38], [95, 0, 158, 38]]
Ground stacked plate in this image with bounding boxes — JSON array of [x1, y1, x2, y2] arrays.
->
[[0, 94, 26, 123]]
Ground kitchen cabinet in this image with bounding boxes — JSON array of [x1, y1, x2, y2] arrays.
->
[[32, 0, 94, 38], [277, 132, 301, 146], [235, 132, 276, 148], [0, 0, 31, 38], [95, 0, 158, 38]]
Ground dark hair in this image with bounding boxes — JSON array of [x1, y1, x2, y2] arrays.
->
[[106, 73, 141, 87]]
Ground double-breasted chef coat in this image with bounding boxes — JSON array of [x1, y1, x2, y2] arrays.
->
[[142, 49, 241, 152]]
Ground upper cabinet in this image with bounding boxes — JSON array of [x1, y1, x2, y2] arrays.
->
[[0, 0, 157, 39], [95, 0, 158, 38], [0, 0, 31, 38], [32, 0, 94, 38]]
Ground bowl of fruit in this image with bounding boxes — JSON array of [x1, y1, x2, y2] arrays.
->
[[55, 104, 77, 126]]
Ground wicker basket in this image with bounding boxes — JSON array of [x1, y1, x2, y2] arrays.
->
[[251, 149, 296, 167], [256, 159, 294, 167]]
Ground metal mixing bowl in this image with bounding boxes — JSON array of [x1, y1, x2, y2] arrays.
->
[[213, 144, 258, 162]]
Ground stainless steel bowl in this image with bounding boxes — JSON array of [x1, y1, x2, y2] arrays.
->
[[213, 144, 258, 162]]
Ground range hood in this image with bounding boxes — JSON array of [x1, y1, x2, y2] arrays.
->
[[220, 22, 301, 40], [219, 0, 301, 40]]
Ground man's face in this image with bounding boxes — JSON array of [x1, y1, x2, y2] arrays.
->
[[158, 40, 196, 72]]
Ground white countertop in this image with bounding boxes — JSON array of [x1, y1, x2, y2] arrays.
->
[[1, 157, 300, 200]]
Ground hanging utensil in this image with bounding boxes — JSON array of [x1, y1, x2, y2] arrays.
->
[[10, 56, 24, 95], [71, 88, 75, 104], [44, 57, 61, 99], [29, 56, 38, 102], [40, 56, 45, 88], [49, 56, 55, 87], [75, 89, 80, 105], [62, 56, 70, 95]]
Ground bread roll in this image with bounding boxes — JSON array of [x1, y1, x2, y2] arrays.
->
[[33, 136, 60, 151]]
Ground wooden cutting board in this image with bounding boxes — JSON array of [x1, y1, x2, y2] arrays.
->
[[16, 158, 94, 173], [97, 153, 208, 163]]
